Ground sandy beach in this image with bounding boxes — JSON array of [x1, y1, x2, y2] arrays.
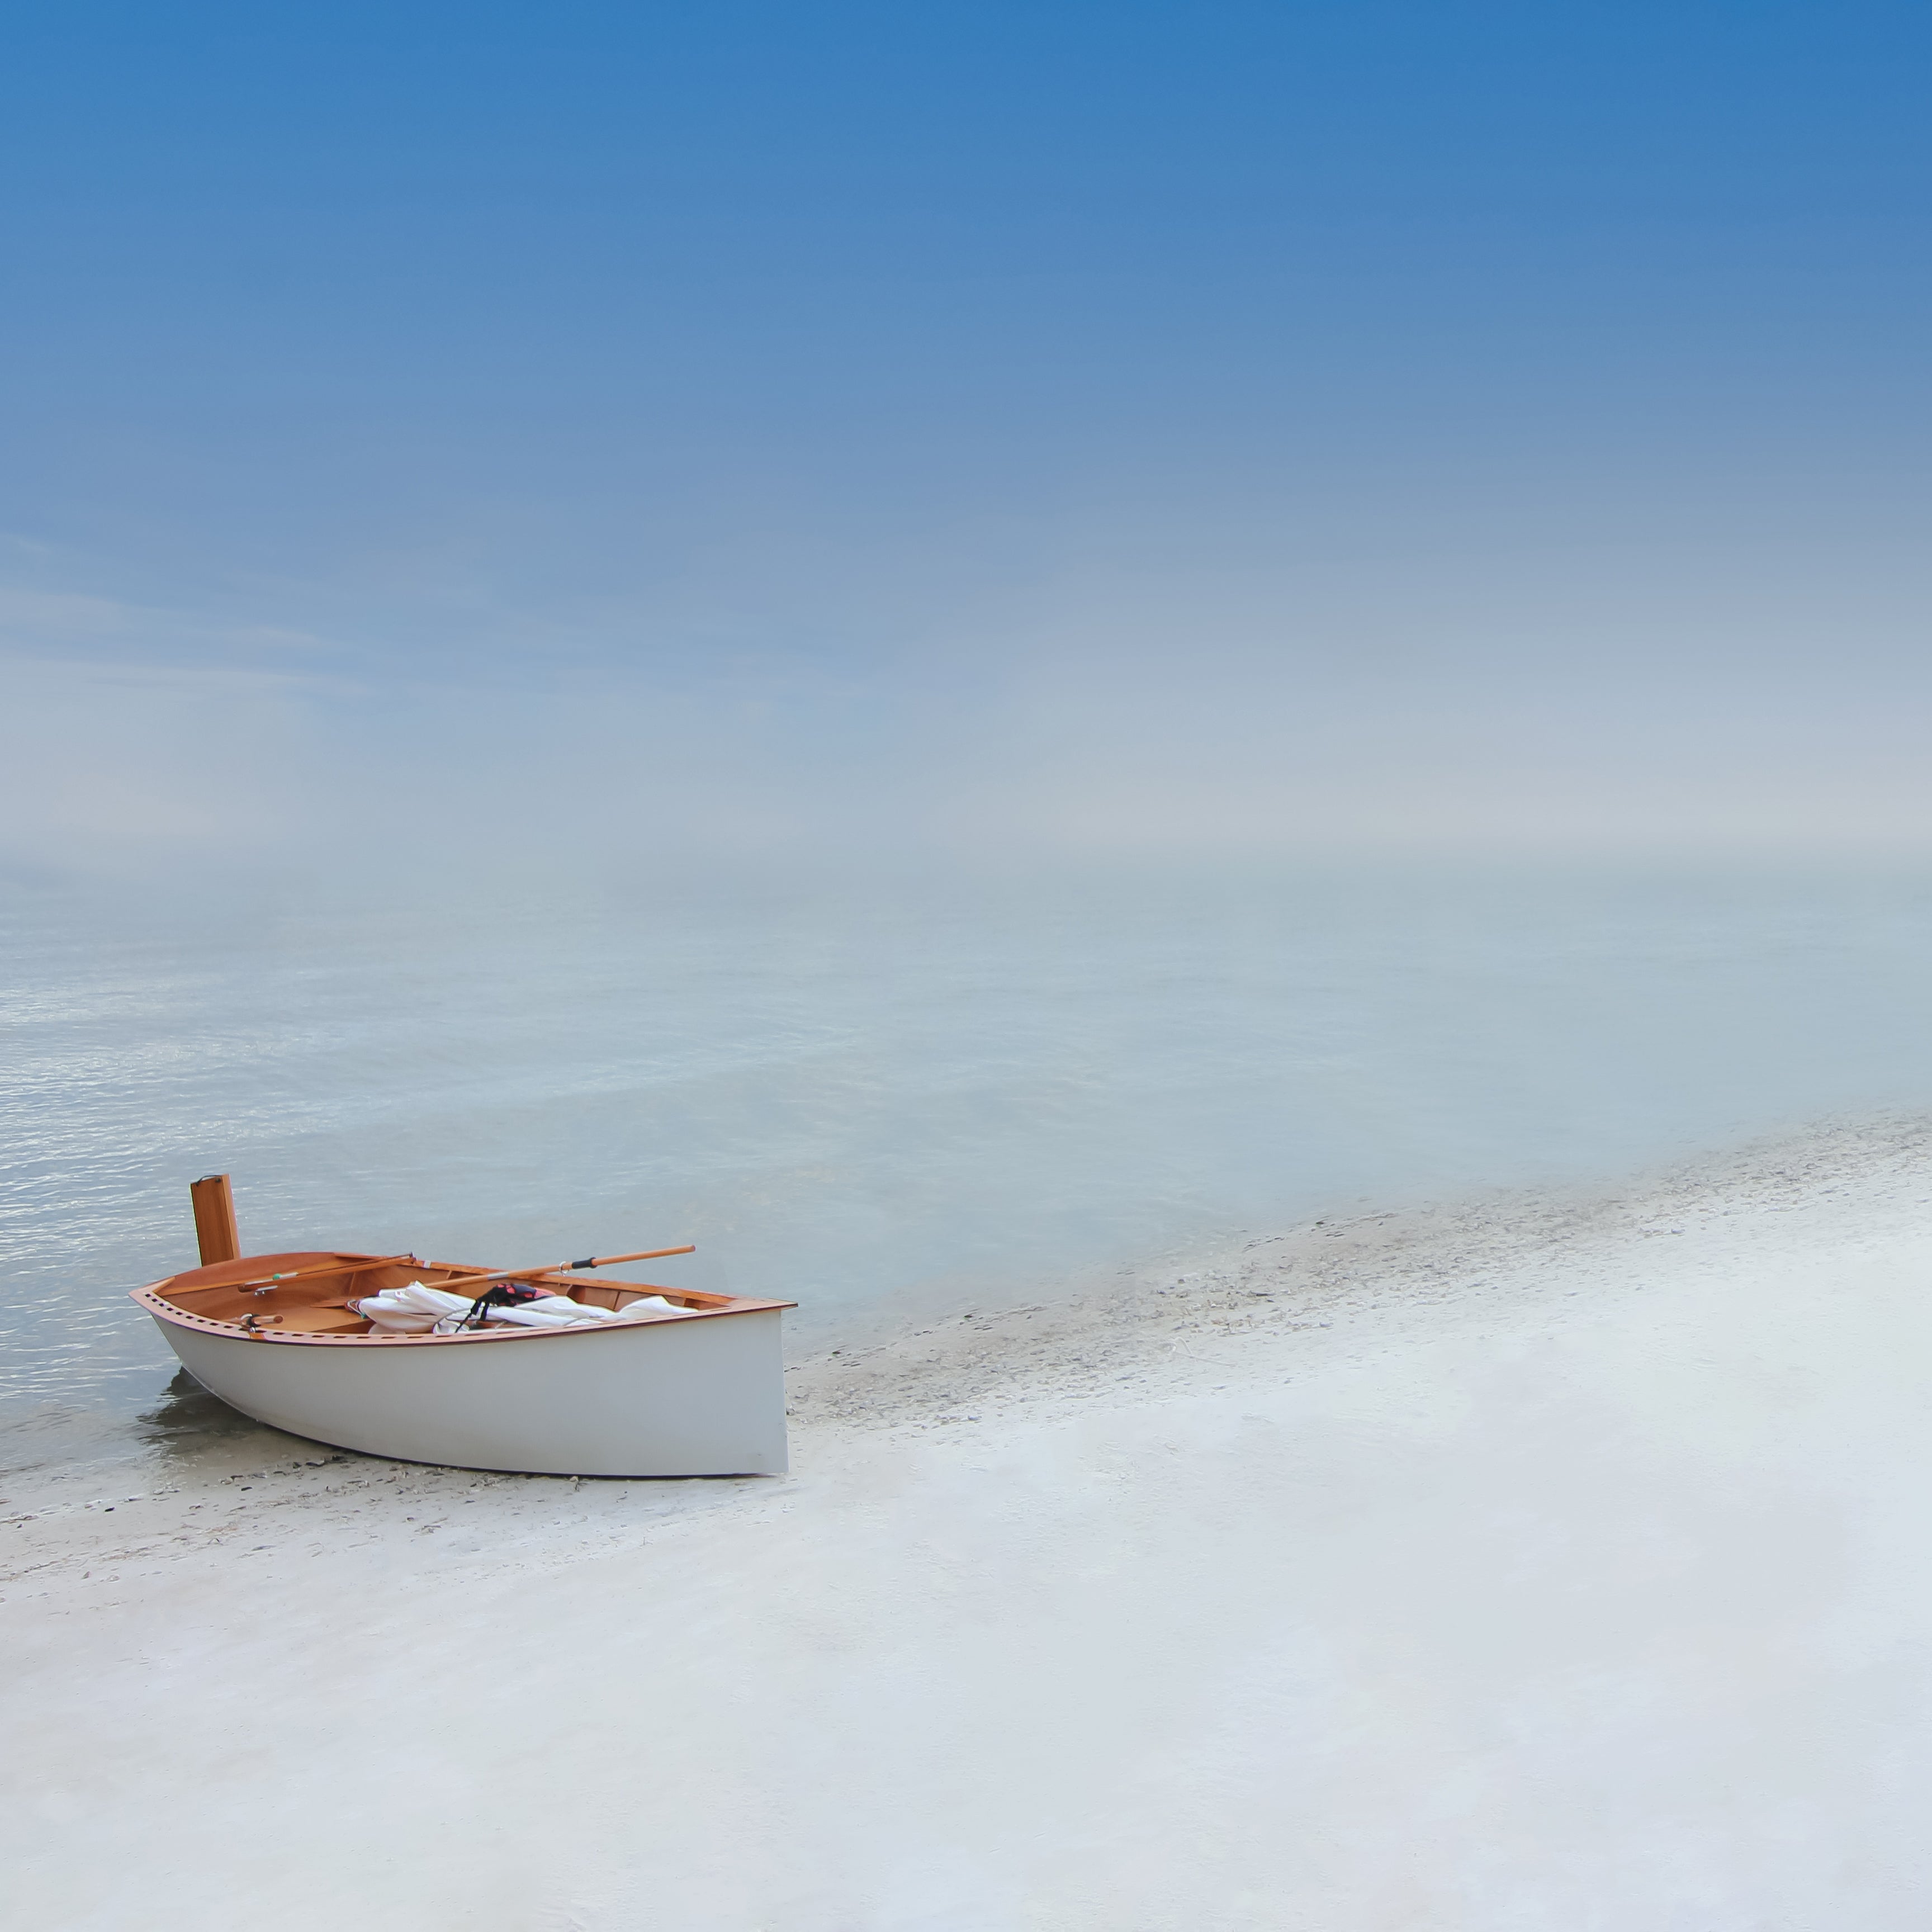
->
[[7, 1117, 1932, 1928]]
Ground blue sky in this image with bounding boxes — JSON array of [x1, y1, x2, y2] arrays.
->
[[3, 3, 1930, 872]]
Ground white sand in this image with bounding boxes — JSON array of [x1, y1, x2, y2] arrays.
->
[[7, 1120, 1932, 1929]]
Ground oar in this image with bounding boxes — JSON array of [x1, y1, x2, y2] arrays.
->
[[408, 1246, 697, 1299], [205, 1253, 423, 1294]]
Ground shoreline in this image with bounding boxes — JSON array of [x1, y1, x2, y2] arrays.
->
[[8, 1113, 1932, 1925], [8, 1112, 1930, 1590]]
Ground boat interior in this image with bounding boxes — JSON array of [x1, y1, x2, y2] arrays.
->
[[144, 1251, 733, 1338]]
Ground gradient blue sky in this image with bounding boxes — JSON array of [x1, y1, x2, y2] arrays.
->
[[4, 3, 1929, 871]]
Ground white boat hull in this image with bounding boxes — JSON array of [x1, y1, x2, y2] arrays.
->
[[153, 1308, 788, 1477]]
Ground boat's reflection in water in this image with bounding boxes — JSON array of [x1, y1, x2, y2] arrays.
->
[[135, 1367, 304, 1461]]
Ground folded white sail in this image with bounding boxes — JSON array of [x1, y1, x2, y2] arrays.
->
[[353, 1282, 689, 1333]]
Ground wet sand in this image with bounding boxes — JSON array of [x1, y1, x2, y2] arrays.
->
[[7, 1119, 1932, 1928]]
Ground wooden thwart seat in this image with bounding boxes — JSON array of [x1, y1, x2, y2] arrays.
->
[[263, 1308, 371, 1334]]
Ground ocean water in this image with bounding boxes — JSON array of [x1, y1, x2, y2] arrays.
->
[[7, 858, 1932, 1476]]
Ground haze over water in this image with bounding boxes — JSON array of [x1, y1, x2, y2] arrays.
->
[[8, 858, 1932, 1473]]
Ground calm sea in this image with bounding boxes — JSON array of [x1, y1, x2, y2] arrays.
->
[[7, 858, 1932, 1476]]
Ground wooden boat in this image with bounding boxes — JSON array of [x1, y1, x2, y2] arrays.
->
[[131, 1176, 792, 1476]]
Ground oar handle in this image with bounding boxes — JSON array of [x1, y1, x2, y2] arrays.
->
[[566, 1245, 697, 1270], [416, 1244, 698, 1296]]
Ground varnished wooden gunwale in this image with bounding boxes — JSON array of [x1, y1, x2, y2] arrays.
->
[[134, 1248, 793, 1348]]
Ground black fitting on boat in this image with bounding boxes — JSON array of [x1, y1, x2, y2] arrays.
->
[[461, 1280, 547, 1329], [569, 1257, 596, 1270]]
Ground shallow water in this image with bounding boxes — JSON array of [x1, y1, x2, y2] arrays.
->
[[7, 857, 1932, 1475]]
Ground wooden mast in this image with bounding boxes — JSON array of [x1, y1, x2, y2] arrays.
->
[[190, 1173, 241, 1267]]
